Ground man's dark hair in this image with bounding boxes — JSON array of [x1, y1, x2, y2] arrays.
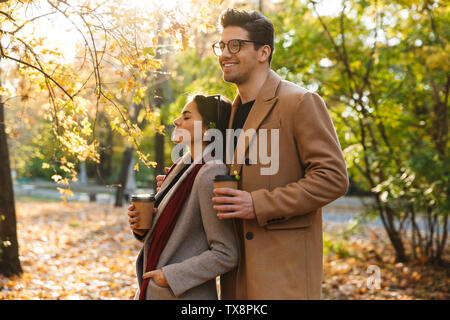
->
[[219, 8, 274, 65]]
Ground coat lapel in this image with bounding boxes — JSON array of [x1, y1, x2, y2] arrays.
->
[[141, 152, 194, 262], [229, 70, 281, 175], [156, 158, 185, 199], [140, 150, 215, 271]]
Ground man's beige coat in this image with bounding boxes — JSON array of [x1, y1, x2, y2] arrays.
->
[[220, 70, 349, 299]]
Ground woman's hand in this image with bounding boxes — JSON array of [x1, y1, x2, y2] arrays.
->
[[128, 205, 157, 236], [155, 167, 170, 192], [142, 269, 169, 287], [155, 175, 165, 193]]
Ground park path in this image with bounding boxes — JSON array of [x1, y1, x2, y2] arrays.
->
[[14, 181, 428, 231]]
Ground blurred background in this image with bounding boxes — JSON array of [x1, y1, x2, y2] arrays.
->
[[0, 0, 448, 299]]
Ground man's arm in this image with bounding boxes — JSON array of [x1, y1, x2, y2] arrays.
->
[[251, 91, 349, 227], [213, 92, 348, 225]]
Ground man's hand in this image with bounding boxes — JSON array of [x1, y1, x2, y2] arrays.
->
[[142, 269, 169, 287], [212, 188, 256, 220]]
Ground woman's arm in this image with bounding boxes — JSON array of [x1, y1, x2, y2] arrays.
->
[[161, 163, 239, 297]]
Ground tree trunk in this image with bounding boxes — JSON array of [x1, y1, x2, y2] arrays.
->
[[153, 77, 174, 189], [114, 146, 133, 207], [154, 129, 165, 189], [96, 112, 114, 184], [0, 82, 22, 277], [384, 205, 408, 262], [389, 231, 408, 263], [435, 214, 448, 266], [152, 29, 173, 190]]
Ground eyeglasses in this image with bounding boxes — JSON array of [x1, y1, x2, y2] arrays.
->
[[212, 39, 266, 56]]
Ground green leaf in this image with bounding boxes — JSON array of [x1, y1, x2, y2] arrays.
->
[[143, 47, 155, 56]]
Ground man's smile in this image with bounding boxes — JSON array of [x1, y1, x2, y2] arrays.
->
[[222, 61, 239, 71]]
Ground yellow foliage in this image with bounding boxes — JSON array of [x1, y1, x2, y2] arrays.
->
[[0, 86, 11, 97], [424, 44, 450, 72]]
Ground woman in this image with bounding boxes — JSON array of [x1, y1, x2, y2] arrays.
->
[[127, 94, 237, 300]]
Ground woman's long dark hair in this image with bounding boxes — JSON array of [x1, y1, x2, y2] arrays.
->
[[193, 94, 231, 163]]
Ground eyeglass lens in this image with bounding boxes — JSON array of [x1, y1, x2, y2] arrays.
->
[[214, 40, 241, 56]]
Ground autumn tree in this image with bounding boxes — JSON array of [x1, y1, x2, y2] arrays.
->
[[272, 0, 448, 264], [0, 0, 219, 276]]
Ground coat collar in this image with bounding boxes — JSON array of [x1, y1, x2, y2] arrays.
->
[[228, 70, 281, 175], [142, 149, 218, 248], [155, 152, 191, 201], [142, 152, 193, 247]]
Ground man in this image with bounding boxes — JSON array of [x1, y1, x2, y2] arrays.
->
[[210, 9, 349, 299]]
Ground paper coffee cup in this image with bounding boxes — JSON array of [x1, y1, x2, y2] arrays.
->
[[214, 175, 238, 213], [131, 194, 155, 230]]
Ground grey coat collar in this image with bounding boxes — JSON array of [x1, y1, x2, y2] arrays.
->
[[141, 150, 221, 268]]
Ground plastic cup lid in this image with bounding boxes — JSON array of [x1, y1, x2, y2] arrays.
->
[[214, 175, 238, 182], [131, 194, 155, 201]]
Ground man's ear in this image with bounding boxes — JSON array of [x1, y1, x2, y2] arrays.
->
[[258, 45, 271, 63]]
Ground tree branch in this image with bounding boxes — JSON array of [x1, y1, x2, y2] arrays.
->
[[2, 53, 73, 99], [311, 0, 355, 93], [0, 10, 15, 21]]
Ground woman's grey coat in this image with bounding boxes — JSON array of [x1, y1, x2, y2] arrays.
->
[[134, 153, 238, 299]]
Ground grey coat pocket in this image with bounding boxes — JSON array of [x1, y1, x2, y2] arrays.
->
[[146, 278, 177, 300]]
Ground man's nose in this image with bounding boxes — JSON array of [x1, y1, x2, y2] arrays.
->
[[220, 44, 233, 59], [173, 117, 181, 126]]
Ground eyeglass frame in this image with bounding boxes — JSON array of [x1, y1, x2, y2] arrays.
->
[[212, 39, 267, 56]]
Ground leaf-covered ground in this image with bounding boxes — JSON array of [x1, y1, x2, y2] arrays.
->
[[321, 222, 450, 300], [1, 202, 140, 299], [1, 202, 448, 300]]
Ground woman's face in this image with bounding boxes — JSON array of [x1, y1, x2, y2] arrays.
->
[[172, 100, 207, 145]]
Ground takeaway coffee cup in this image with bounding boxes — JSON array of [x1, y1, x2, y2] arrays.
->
[[213, 175, 238, 191], [131, 194, 155, 230], [214, 175, 239, 212]]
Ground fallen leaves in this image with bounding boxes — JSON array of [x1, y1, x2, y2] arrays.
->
[[0, 202, 141, 300], [322, 222, 450, 300], [0, 202, 448, 300]]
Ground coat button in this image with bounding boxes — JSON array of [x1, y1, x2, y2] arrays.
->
[[245, 232, 254, 240]]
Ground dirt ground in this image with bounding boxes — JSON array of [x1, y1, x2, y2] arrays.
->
[[0, 202, 448, 299]]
